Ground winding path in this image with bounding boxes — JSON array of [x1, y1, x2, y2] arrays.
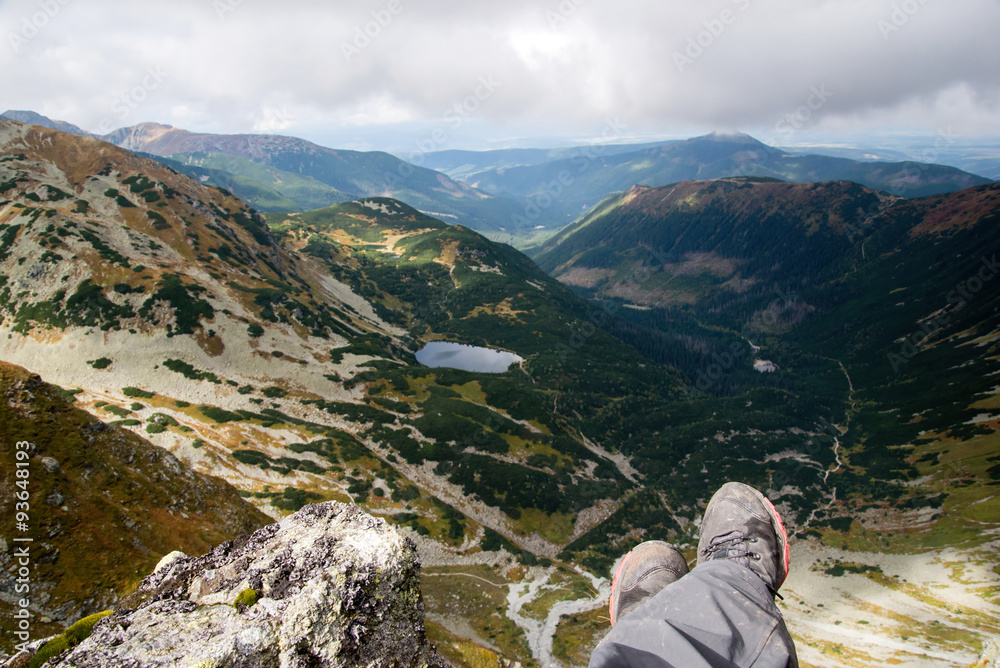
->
[[824, 360, 856, 484], [505, 569, 611, 667]]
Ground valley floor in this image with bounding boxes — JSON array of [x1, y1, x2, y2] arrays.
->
[[782, 538, 1000, 668], [411, 534, 1000, 668]]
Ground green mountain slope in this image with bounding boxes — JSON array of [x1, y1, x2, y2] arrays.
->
[[155, 151, 354, 212], [100, 122, 526, 232], [419, 140, 677, 181], [535, 178, 892, 298], [535, 176, 1000, 542], [470, 132, 992, 236]]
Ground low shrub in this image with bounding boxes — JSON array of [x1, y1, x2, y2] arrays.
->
[[199, 405, 243, 423], [102, 405, 131, 418], [163, 358, 221, 384], [149, 413, 179, 426]]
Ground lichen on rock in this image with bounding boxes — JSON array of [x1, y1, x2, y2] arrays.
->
[[47, 502, 447, 667]]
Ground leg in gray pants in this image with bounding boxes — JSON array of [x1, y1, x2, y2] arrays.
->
[[590, 482, 798, 668], [589, 559, 797, 668]]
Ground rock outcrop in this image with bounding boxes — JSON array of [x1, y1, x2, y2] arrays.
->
[[46, 502, 446, 667]]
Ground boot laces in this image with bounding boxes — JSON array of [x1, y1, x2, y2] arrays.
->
[[700, 529, 761, 561], [701, 530, 783, 599]]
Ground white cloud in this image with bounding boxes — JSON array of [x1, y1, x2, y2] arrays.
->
[[251, 106, 298, 133], [336, 94, 416, 127], [0, 0, 998, 145]]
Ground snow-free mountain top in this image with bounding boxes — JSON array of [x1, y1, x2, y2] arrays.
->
[[0, 109, 93, 137], [103, 121, 326, 160], [464, 130, 993, 237], [98, 120, 526, 231]]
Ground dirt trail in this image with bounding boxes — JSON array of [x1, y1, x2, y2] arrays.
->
[[580, 435, 641, 484], [506, 569, 611, 667]]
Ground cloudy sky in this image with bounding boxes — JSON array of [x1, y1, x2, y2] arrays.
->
[[2, 0, 998, 152]]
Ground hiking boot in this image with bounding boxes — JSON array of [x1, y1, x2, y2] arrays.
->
[[697, 482, 790, 595], [609, 540, 689, 626]]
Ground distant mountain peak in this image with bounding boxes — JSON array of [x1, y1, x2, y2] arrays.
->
[[698, 130, 764, 145], [127, 120, 175, 131], [102, 121, 182, 151], [0, 109, 93, 137]]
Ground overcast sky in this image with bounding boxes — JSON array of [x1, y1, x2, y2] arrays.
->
[[2, 0, 998, 152]]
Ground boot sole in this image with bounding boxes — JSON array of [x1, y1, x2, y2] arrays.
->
[[755, 487, 791, 589]]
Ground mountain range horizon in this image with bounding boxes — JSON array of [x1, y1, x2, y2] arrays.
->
[[4, 108, 997, 180], [3, 109, 994, 249]]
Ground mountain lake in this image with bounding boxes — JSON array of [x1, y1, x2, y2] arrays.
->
[[415, 341, 523, 373]]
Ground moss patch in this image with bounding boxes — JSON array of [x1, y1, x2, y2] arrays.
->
[[29, 611, 112, 668], [233, 588, 260, 612]]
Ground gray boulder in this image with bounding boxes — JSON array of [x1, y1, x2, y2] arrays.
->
[[51, 502, 447, 667]]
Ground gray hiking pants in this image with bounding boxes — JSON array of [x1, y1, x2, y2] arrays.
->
[[589, 560, 798, 668]]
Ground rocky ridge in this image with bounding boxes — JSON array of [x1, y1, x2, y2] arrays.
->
[[42, 502, 446, 668], [98, 121, 521, 231]]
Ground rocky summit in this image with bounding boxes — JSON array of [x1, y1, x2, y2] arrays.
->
[[44, 502, 446, 668]]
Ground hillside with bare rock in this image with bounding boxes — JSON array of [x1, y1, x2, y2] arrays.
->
[[0, 121, 686, 666], [0, 360, 269, 652]]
